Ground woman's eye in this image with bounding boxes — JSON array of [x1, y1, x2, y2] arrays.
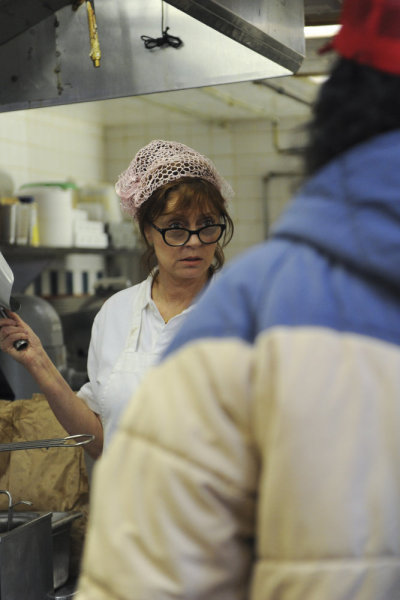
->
[[168, 223, 183, 229]]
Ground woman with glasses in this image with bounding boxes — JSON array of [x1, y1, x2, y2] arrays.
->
[[0, 140, 233, 459]]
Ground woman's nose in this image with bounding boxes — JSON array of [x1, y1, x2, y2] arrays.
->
[[185, 231, 202, 246]]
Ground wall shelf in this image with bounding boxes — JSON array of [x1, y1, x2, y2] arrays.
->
[[0, 245, 139, 258], [0, 245, 142, 293]]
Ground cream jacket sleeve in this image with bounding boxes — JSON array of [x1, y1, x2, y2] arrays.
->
[[77, 339, 258, 600]]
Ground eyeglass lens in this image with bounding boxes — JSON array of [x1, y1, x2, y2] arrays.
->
[[165, 224, 223, 245]]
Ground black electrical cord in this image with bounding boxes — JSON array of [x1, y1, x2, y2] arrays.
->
[[141, 1, 183, 49]]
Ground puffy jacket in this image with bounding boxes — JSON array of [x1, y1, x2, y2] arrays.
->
[[77, 130, 400, 600]]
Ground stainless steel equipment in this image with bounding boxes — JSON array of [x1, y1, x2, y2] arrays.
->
[[0, 433, 94, 452], [0, 508, 83, 595], [0, 251, 28, 350], [0, 511, 53, 600], [0, 0, 304, 112], [50, 511, 82, 590], [0, 294, 67, 399]]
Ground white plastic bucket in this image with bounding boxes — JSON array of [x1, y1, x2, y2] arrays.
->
[[18, 183, 76, 247]]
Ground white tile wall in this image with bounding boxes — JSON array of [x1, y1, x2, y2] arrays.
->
[[0, 106, 104, 192], [0, 103, 310, 262]]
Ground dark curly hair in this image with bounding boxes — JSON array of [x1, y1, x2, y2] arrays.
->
[[304, 57, 400, 176]]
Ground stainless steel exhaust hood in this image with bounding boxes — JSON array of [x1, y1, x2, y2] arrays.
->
[[165, 0, 304, 74], [0, 0, 305, 113], [0, 0, 71, 46]]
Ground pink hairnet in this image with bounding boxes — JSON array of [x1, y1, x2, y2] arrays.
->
[[115, 139, 234, 219]]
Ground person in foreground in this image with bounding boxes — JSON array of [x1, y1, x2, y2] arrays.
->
[[77, 0, 400, 597], [0, 140, 233, 458]]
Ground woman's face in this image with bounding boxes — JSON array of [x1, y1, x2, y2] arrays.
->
[[144, 192, 220, 284]]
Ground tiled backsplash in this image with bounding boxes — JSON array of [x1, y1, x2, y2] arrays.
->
[[0, 105, 104, 190]]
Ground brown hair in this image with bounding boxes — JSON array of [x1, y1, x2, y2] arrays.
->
[[136, 177, 234, 276]]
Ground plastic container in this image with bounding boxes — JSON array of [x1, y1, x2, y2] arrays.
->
[[18, 182, 77, 247], [0, 201, 17, 244], [15, 200, 31, 245], [17, 195, 39, 246]]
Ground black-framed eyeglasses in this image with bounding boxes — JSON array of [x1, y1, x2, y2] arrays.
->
[[150, 222, 226, 247]]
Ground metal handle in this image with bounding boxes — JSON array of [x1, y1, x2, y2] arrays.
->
[[0, 306, 28, 351], [86, 0, 101, 67], [0, 434, 95, 452]]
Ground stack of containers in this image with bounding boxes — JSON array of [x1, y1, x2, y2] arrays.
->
[[76, 183, 122, 225], [18, 181, 108, 300], [76, 183, 137, 249]]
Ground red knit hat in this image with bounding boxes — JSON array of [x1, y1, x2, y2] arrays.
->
[[321, 0, 400, 76]]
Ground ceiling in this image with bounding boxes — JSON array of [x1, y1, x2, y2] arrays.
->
[[48, 0, 342, 128], [304, 0, 341, 25]]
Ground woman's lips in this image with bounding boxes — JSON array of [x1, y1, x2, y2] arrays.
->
[[181, 257, 201, 262]]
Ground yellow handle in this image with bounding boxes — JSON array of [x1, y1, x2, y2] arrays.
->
[[86, 0, 101, 67]]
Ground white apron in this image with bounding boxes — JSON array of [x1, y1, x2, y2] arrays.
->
[[97, 280, 193, 448], [99, 282, 160, 448]]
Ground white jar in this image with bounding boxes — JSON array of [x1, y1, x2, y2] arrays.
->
[[18, 182, 76, 247]]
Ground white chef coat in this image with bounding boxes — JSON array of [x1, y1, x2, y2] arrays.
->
[[77, 272, 195, 448]]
